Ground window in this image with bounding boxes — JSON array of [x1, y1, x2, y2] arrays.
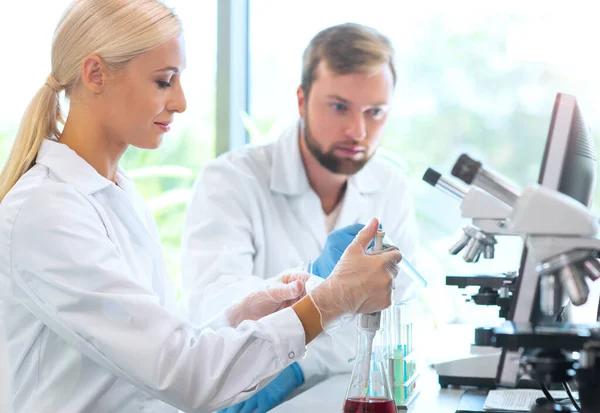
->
[[0, 1, 218, 281], [248, 0, 600, 325], [0, 0, 74, 147]]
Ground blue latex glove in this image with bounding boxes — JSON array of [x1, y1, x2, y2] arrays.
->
[[218, 362, 304, 413], [311, 223, 365, 279]]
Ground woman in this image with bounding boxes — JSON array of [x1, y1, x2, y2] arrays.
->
[[0, 1, 402, 412]]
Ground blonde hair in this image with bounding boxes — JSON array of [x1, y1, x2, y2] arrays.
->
[[0, 0, 181, 202], [301, 23, 396, 97]]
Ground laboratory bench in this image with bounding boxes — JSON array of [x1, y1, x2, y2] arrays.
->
[[273, 324, 489, 412], [272, 367, 469, 412]]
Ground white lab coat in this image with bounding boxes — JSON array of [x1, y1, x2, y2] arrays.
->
[[181, 121, 419, 387], [0, 139, 306, 413], [0, 327, 7, 413]]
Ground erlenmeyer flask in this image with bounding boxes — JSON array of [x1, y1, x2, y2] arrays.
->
[[343, 321, 395, 413]]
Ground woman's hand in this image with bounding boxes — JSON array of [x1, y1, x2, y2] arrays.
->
[[309, 217, 403, 328], [225, 272, 311, 327]]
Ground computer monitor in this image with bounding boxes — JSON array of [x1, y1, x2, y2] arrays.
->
[[497, 93, 597, 386]]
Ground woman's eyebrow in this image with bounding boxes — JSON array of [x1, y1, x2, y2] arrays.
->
[[154, 66, 180, 73]]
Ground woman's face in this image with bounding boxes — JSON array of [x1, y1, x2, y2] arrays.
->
[[98, 36, 187, 149]]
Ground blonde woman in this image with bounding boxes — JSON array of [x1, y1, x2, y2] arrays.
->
[[0, 1, 402, 412]]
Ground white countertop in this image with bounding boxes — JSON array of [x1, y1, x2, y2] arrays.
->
[[272, 367, 466, 412]]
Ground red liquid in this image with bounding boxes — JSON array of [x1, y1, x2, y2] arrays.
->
[[343, 397, 396, 413]]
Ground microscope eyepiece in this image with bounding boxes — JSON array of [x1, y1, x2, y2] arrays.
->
[[451, 153, 519, 206], [421, 167, 467, 200], [422, 168, 441, 187], [452, 154, 482, 185]]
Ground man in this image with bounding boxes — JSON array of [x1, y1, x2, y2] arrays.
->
[[182, 23, 419, 411]]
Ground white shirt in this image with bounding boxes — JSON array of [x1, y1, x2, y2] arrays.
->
[[181, 121, 419, 386], [324, 197, 343, 233], [0, 139, 306, 413]]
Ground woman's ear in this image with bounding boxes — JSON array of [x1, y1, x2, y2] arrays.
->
[[80, 55, 107, 94]]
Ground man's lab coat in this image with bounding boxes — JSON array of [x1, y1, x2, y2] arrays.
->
[[182, 121, 419, 386]]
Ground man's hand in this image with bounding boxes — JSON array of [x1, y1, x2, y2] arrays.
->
[[311, 223, 364, 279]]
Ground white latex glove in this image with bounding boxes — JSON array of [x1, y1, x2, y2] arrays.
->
[[372, 240, 426, 304], [224, 272, 311, 328], [308, 218, 403, 329]]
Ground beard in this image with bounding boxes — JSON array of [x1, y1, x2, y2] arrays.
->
[[303, 116, 372, 175]]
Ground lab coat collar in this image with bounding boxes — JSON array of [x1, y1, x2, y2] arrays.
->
[[269, 122, 310, 195], [269, 120, 383, 196], [36, 138, 128, 195]]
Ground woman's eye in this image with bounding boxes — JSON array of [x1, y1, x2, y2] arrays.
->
[[332, 103, 347, 112], [156, 80, 172, 89]]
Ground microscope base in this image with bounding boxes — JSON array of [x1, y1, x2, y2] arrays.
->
[[438, 375, 496, 389], [434, 348, 501, 388]]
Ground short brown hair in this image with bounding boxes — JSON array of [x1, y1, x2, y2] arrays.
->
[[301, 23, 396, 97]]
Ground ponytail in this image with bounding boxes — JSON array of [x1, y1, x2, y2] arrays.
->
[[0, 0, 180, 203], [0, 76, 64, 202]]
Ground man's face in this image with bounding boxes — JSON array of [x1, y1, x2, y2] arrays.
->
[[298, 61, 394, 175]]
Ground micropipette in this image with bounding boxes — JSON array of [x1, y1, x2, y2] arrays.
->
[[358, 229, 385, 394]]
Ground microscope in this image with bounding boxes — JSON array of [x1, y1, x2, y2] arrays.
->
[[425, 92, 597, 396], [429, 151, 600, 412], [423, 161, 521, 388]]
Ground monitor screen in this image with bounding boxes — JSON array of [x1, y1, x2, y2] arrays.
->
[[538, 94, 596, 207], [497, 93, 597, 386]]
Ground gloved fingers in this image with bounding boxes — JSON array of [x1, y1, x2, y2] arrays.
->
[[267, 280, 305, 302], [347, 217, 379, 252], [385, 257, 401, 278], [382, 242, 399, 251], [367, 243, 400, 255], [225, 278, 307, 327], [381, 249, 403, 276], [278, 272, 312, 285]]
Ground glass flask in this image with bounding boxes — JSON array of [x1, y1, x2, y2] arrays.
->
[[343, 318, 396, 413]]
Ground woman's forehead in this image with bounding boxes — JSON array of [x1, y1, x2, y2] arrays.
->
[[131, 36, 186, 73]]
